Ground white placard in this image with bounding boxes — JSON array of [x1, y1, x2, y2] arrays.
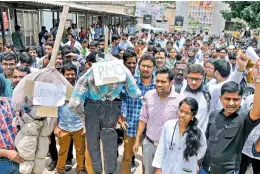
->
[[92, 59, 126, 86], [33, 82, 67, 106]]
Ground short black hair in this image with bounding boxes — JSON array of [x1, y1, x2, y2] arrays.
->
[[15, 66, 31, 74], [139, 53, 156, 67], [187, 64, 205, 76], [112, 34, 121, 42], [19, 52, 34, 65], [45, 41, 54, 48], [61, 62, 77, 75], [219, 47, 227, 53], [154, 47, 166, 55], [221, 81, 243, 96], [1, 53, 17, 63], [99, 37, 105, 42], [123, 49, 137, 63], [61, 45, 71, 56], [228, 52, 237, 60], [213, 59, 230, 78], [71, 47, 80, 55], [89, 40, 99, 47], [175, 54, 182, 61], [81, 39, 88, 44], [147, 45, 155, 54], [15, 25, 20, 31], [155, 67, 174, 81], [26, 46, 37, 52], [166, 41, 174, 46], [86, 52, 97, 63]]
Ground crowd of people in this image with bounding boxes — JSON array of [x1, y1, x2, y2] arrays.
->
[[1, 21, 260, 174]]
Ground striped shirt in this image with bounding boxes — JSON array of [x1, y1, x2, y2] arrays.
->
[[69, 60, 142, 117], [122, 76, 155, 137], [0, 97, 17, 150], [140, 89, 182, 142]]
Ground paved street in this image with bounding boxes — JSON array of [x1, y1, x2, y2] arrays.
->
[[43, 143, 253, 174], [43, 143, 143, 174]]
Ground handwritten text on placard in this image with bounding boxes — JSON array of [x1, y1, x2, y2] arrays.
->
[[92, 59, 126, 86], [33, 81, 67, 106]]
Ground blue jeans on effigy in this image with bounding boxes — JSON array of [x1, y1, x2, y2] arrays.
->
[[84, 99, 121, 173], [0, 158, 20, 174], [199, 168, 239, 174]]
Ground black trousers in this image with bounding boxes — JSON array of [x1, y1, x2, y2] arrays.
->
[[239, 153, 260, 174], [49, 131, 73, 162]]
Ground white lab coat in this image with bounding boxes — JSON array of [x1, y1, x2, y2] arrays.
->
[[152, 119, 207, 174]]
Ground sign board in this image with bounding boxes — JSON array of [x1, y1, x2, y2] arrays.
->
[[188, 1, 214, 33], [135, 2, 164, 20], [33, 81, 67, 107], [143, 15, 152, 24], [92, 59, 126, 86]]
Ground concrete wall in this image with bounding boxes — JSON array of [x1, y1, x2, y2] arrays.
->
[[175, 1, 229, 34]]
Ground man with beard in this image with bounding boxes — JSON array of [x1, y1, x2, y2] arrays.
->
[[120, 52, 156, 174], [180, 54, 248, 132], [133, 67, 181, 174], [173, 60, 188, 93], [55, 52, 63, 72], [54, 63, 86, 174]]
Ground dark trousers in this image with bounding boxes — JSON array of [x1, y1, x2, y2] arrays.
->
[[85, 99, 121, 173], [49, 131, 73, 162], [240, 153, 260, 174]]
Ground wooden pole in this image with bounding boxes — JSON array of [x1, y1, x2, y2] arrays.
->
[[100, 140, 105, 174], [49, 5, 69, 67]]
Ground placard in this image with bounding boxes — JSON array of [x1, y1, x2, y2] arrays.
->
[[92, 59, 126, 86], [33, 81, 67, 106]]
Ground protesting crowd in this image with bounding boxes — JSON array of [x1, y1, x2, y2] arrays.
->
[[1, 21, 260, 174]]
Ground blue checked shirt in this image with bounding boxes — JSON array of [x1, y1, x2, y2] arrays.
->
[[122, 76, 155, 137], [69, 59, 142, 118]]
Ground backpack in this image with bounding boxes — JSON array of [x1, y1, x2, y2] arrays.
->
[[202, 84, 211, 111]]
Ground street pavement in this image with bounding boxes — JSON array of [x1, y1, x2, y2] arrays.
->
[[43, 143, 252, 174]]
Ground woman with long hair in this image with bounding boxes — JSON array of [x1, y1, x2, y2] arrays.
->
[[152, 97, 207, 174]]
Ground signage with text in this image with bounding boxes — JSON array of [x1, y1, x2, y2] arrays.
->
[[92, 59, 126, 86]]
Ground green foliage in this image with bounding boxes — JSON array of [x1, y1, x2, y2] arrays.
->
[[221, 1, 260, 29]]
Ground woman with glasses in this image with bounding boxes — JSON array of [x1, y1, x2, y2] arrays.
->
[[203, 59, 215, 85], [152, 97, 207, 174]]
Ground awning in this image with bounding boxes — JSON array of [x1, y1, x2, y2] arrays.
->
[[2, 1, 135, 17]]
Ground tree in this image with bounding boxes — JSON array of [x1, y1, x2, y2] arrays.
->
[[221, 1, 260, 29]]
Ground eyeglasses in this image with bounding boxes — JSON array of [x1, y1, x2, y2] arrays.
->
[[220, 52, 226, 54], [187, 77, 202, 82], [2, 63, 15, 67], [179, 108, 192, 116]]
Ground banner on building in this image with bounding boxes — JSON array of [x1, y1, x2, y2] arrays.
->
[[187, 1, 214, 33], [143, 15, 152, 24], [174, 16, 184, 31], [135, 2, 164, 20]]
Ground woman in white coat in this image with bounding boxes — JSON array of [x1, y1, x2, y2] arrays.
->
[[152, 97, 207, 174]]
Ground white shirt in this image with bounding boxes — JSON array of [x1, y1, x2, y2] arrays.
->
[[180, 90, 209, 132], [61, 40, 82, 52], [152, 119, 207, 174]]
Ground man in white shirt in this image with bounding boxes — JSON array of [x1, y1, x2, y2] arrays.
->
[[62, 34, 82, 52], [180, 55, 248, 132]]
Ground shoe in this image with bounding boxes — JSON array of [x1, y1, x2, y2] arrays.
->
[[130, 160, 136, 173], [46, 151, 51, 157], [65, 159, 73, 172], [47, 160, 57, 171]]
